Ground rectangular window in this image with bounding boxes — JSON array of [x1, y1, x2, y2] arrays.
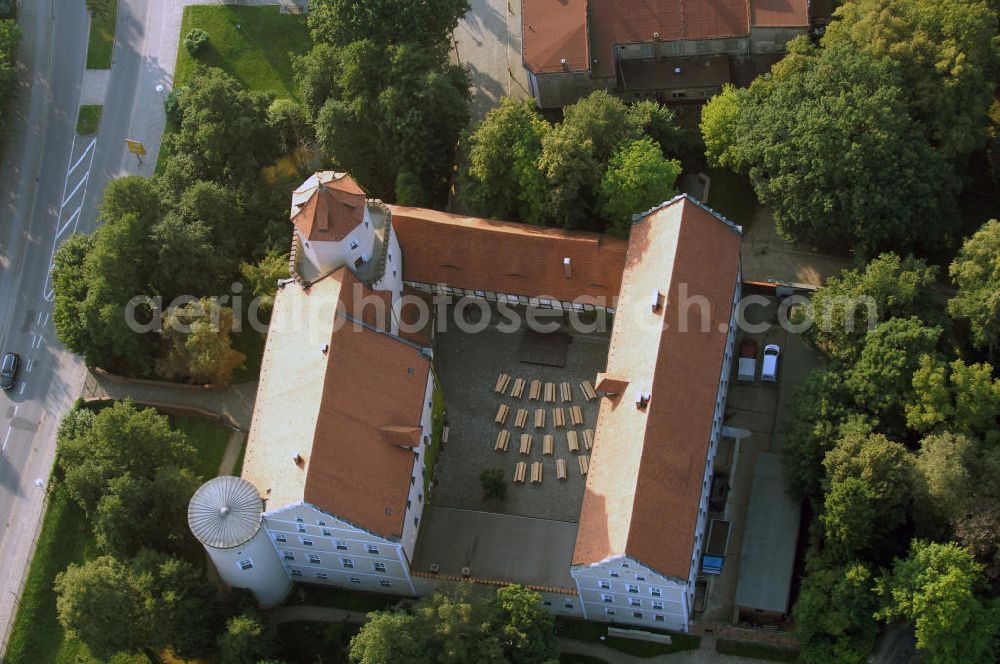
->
[[308, 554, 321, 564], [368, 545, 380, 555], [373, 562, 387, 573], [626, 584, 639, 594], [349, 577, 361, 584], [283, 551, 295, 561], [633, 611, 643, 619], [650, 587, 662, 597], [640, 43, 654, 58], [630, 598, 641, 608], [621, 562, 630, 569], [636, 575, 646, 582], [335, 540, 348, 551], [322, 528, 333, 537], [605, 608, 616, 616], [610, 571, 620, 578], [564, 601, 574, 609], [295, 517, 304, 523], [349, 239, 360, 251], [652, 600, 664, 610], [316, 572, 328, 580], [290, 569, 303, 577], [599, 580, 611, 590], [301, 538, 314, 546], [274, 534, 287, 543], [238, 559, 253, 571], [317, 520, 327, 526], [342, 558, 355, 569], [696, 40, 709, 53], [297, 524, 306, 533], [655, 615, 665, 623], [414, 516, 420, 527], [379, 580, 392, 588], [601, 593, 613, 603], [418, 493, 423, 503], [668, 42, 682, 56]]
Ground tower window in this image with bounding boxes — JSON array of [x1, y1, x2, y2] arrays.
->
[[350, 239, 360, 251], [238, 558, 253, 571]]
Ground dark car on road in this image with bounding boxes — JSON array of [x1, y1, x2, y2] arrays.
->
[[1, 352, 20, 390]]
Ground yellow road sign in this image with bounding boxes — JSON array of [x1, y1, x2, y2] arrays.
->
[[126, 139, 146, 156]]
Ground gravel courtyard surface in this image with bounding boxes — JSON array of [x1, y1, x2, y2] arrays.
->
[[430, 311, 609, 522]]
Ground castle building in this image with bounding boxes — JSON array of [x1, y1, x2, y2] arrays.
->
[[189, 172, 742, 631]]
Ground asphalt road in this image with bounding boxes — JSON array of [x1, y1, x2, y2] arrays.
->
[[0, 0, 163, 650]]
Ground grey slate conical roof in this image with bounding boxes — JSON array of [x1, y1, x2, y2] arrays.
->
[[188, 476, 263, 549]]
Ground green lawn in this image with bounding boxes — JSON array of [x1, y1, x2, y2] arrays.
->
[[716, 639, 799, 662], [170, 413, 233, 479], [290, 583, 404, 614], [424, 384, 446, 495], [76, 105, 102, 135], [705, 167, 759, 229], [4, 484, 101, 664], [86, 3, 117, 69], [232, 328, 267, 383], [173, 5, 311, 102], [276, 620, 358, 664], [555, 619, 700, 657]]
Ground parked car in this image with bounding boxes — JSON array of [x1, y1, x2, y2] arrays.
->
[[737, 339, 757, 382], [761, 343, 781, 382], [0, 352, 20, 390]]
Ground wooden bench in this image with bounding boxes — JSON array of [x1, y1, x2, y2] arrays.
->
[[534, 408, 546, 428], [495, 373, 511, 394], [553, 408, 566, 428], [560, 381, 573, 403], [441, 425, 450, 444], [510, 377, 526, 399], [514, 408, 529, 429], [529, 380, 541, 401], [579, 380, 597, 401], [494, 404, 510, 425], [494, 430, 510, 452], [578, 454, 590, 475], [570, 405, 583, 426], [543, 434, 554, 455], [519, 434, 533, 455], [556, 458, 568, 480], [514, 461, 527, 483], [566, 431, 580, 453], [530, 461, 543, 484], [544, 382, 556, 403], [582, 429, 594, 450]]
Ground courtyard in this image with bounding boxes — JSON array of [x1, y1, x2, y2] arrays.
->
[[428, 304, 610, 522]]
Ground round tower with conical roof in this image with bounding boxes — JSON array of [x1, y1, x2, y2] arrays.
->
[[188, 476, 290, 608]]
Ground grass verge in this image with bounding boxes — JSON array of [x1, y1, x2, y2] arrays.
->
[[424, 384, 446, 495], [716, 639, 799, 662], [555, 619, 700, 657], [174, 5, 310, 102], [76, 105, 103, 135], [170, 413, 232, 480], [86, 3, 117, 69], [4, 484, 100, 664], [289, 583, 404, 614], [232, 328, 267, 383]]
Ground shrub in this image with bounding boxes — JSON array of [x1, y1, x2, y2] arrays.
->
[[183, 28, 208, 56]]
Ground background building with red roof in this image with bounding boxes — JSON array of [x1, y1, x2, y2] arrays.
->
[[522, 0, 811, 108]]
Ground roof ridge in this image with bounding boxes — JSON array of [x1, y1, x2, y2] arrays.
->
[[632, 193, 743, 236], [339, 313, 429, 355]]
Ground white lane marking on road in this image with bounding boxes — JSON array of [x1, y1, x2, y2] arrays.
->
[[29, 334, 37, 348], [32, 335, 41, 349], [2, 427, 10, 451], [66, 137, 96, 176], [55, 205, 82, 240], [61, 173, 88, 208], [43, 313, 49, 327], [18, 382, 25, 395], [36, 312, 42, 325], [25, 359, 33, 373]]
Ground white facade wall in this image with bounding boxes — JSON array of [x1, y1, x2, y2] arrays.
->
[[263, 502, 417, 596], [206, 526, 292, 608], [616, 37, 748, 61], [400, 371, 436, 564], [373, 225, 404, 335], [686, 266, 742, 603], [749, 26, 806, 55], [573, 556, 688, 632], [298, 206, 377, 276]]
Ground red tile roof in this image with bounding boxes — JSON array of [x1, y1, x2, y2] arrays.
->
[[521, 0, 590, 74], [573, 197, 741, 579], [589, 0, 749, 77], [304, 314, 431, 540], [750, 0, 809, 27], [292, 174, 367, 242], [389, 205, 628, 304]]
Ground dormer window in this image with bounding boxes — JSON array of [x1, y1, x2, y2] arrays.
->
[[349, 239, 360, 251]]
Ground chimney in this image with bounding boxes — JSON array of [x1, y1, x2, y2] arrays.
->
[[635, 389, 651, 411], [560, 57, 568, 69], [651, 289, 663, 312], [563, 257, 572, 278], [293, 453, 304, 466], [321, 343, 329, 354]]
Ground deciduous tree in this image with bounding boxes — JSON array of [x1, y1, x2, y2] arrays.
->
[[912, 431, 976, 537], [599, 137, 680, 235], [794, 555, 878, 664], [308, 0, 469, 55], [949, 219, 1000, 360], [217, 613, 276, 664], [157, 298, 246, 386], [55, 556, 144, 659]]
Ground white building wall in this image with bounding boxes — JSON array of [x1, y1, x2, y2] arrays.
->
[[205, 526, 292, 608], [687, 267, 741, 599], [263, 502, 416, 596], [749, 26, 806, 55], [572, 556, 688, 632], [373, 225, 404, 335], [298, 206, 377, 276], [400, 370, 436, 564], [616, 37, 748, 61]]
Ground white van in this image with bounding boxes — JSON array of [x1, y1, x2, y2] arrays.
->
[[761, 344, 781, 382]]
